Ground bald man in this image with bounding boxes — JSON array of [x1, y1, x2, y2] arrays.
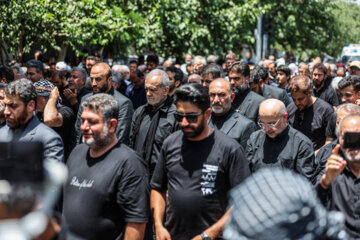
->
[[208, 78, 256, 149], [317, 114, 360, 239], [188, 74, 201, 84], [246, 98, 316, 181], [74, 62, 134, 145]]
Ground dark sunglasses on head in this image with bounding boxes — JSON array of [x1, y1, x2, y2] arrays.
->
[[174, 112, 202, 123]]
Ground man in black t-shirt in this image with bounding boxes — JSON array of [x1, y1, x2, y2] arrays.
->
[[287, 75, 333, 151], [312, 63, 339, 107], [150, 84, 250, 240], [34, 80, 75, 160], [61, 94, 148, 240]]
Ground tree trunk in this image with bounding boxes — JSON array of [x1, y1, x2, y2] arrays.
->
[[57, 43, 68, 62]]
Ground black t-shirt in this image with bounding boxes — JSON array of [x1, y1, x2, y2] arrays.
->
[[37, 105, 75, 160], [61, 142, 149, 240], [150, 130, 250, 240], [287, 98, 333, 150], [312, 84, 339, 107]]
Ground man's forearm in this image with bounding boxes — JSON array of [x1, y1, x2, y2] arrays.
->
[[202, 207, 232, 239], [124, 222, 146, 240], [44, 98, 63, 127], [150, 189, 166, 227]]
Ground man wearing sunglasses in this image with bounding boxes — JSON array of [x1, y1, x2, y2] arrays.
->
[[246, 98, 315, 182], [150, 84, 250, 240], [228, 61, 265, 123]]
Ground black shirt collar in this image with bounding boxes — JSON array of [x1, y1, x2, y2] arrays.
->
[[266, 125, 290, 142]]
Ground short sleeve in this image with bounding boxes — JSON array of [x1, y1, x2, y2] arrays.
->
[[150, 144, 168, 191], [227, 145, 251, 188], [116, 155, 149, 223]]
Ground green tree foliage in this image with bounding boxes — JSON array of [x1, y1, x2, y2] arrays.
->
[[327, 0, 360, 57], [0, 0, 355, 63], [0, 0, 144, 62], [262, 0, 340, 58], [130, 0, 262, 59]]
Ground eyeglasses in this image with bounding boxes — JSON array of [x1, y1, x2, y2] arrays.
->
[[174, 112, 202, 123], [258, 117, 283, 129]]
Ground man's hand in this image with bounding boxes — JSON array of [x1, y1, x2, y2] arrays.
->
[[63, 88, 78, 105], [49, 87, 60, 100], [355, 99, 360, 107], [155, 224, 171, 240], [320, 144, 347, 189]]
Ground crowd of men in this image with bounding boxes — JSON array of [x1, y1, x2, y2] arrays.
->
[[0, 51, 359, 240]]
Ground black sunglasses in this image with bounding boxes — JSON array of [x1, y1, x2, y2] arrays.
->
[[174, 112, 202, 123]]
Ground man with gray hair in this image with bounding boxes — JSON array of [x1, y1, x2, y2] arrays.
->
[[0, 79, 64, 162], [317, 113, 360, 239], [62, 67, 90, 115], [62, 93, 148, 240], [112, 64, 131, 94], [193, 56, 206, 74], [314, 103, 360, 183], [129, 69, 178, 176], [246, 98, 316, 181]]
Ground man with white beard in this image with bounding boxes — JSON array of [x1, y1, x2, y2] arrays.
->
[[61, 93, 149, 240], [317, 113, 360, 239], [208, 78, 256, 149]]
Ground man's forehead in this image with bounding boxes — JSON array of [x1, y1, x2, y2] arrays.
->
[[82, 108, 103, 119], [27, 67, 37, 72], [341, 117, 360, 133], [176, 101, 202, 112], [4, 94, 22, 103], [210, 82, 229, 93], [146, 75, 161, 84], [166, 71, 175, 77]]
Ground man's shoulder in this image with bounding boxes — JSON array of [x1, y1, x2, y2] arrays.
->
[[288, 126, 313, 145], [232, 110, 255, 125], [213, 129, 242, 149], [112, 89, 131, 104], [248, 129, 265, 143], [313, 98, 333, 112], [246, 90, 265, 104], [163, 130, 183, 144], [286, 102, 297, 114]]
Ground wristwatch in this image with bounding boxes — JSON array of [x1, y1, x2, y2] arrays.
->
[[201, 232, 212, 240]]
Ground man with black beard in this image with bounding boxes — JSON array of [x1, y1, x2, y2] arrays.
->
[[228, 61, 265, 123], [312, 63, 339, 107], [317, 114, 360, 239], [74, 62, 134, 145], [208, 78, 256, 149], [61, 94, 148, 240], [150, 84, 250, 240], [0, 79, 64, 162], [166, 65, 183, 98], [249, 65, 291, 106]]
